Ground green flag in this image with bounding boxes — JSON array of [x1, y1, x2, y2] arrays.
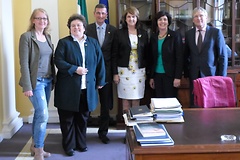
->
[[78, 0, 88, 23]]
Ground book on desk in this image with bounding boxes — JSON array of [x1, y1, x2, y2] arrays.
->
[[136, 122, 167, 137], [133, 123, 174, 146], [129, 105, 153, 119], [123, 105, 154, 126], [129, 105, 153, 121]]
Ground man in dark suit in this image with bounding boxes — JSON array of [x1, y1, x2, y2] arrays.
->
[[184, 7, 228, 107], [86, 3, 117, 144]]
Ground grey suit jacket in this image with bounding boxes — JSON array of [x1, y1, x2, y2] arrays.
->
[[184, 25, 228, 80]]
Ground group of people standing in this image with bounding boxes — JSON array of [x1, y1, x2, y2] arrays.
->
[[18, 3, 228, 160]]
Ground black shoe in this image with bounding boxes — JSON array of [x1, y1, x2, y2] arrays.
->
[[123, 137, 126, 144], [99, 135, 110, 144], [79, 147, 88, 152], [65, 149, 74, 156]]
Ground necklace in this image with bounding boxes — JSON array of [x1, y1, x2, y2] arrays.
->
[[158, 33, 167, 39]]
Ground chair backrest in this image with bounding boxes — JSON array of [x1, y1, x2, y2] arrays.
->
[[193, 76, 236, 108]]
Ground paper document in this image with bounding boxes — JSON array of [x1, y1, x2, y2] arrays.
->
[[151, 98, 181, 109]]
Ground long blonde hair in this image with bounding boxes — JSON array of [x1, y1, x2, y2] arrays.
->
[[27, 8, 51, 35]]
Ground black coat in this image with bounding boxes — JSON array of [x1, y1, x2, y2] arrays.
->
[[54, 36, 106, 112], [86, 23, 117, 82], [149, 29, 183, 79], [112, 28, 149, 75]]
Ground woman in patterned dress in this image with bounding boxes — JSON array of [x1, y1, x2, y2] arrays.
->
[[112, 6, 149, 113]]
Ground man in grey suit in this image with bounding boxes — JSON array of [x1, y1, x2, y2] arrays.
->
[[184, 7, 228, 107], [86, 3, 117, 144]]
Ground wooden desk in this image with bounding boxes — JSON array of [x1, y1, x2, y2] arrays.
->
[[126, 108, 240, 160]]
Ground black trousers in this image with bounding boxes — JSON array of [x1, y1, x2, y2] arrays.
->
[[57, 89, 89, 152], [153, 73, 177, 98], [98, 82, 113, 136]]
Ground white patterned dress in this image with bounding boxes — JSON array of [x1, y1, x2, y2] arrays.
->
[[117, 34, 146, 99]]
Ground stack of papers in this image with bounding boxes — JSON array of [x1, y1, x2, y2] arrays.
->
[[123, 114, 154, 126], [150, 98, 184, 123], [150, 98, 182, 109], [133, 122, 174, 146]]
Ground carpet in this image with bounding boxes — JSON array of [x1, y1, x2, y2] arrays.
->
[[0, 124, 127, 160]]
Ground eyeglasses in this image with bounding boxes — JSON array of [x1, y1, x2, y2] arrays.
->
[[34, 17, 48, 21]]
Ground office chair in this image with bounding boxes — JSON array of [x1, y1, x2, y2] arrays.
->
[[193, 76, 236, 108]]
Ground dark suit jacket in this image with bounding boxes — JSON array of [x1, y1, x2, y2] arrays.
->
[[86, 23, 117, 82], [54, 36, 106, 112], [112, 28, 149, 75], [184, 25, 228, 80], [149, 29, 183, 79]]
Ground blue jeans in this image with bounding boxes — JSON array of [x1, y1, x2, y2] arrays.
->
[[29, 77, 52, 148]]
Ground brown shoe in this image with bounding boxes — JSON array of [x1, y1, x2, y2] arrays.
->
[[30, 143, 51, 158], [34, 147, 44, 160]]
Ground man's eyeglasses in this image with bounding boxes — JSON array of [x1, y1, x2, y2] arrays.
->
[[34, 17, 48, 21]]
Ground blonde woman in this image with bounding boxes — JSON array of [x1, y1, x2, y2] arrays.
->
[[19, 8, 55, 160]]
